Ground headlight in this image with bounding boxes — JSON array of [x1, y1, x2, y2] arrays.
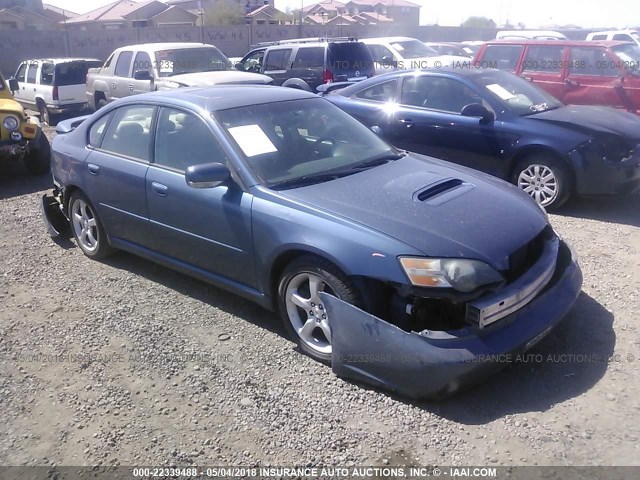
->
[[2, 116, 19, 131], [399, 257, 504, 293]]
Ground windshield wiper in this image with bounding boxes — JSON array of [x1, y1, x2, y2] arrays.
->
[[269, 172, 356, 190], [352, 151, 406, 170]]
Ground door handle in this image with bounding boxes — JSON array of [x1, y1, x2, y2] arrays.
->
[[565, 79, 580, 87], [129, 84, 134, 91], [112, 82, 117, 89], [87, 163, 100, 175], [521, 76, 533, 82], [399, 118, 414, 127], [151, 182, 168, 197]]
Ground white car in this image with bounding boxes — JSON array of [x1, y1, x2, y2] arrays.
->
[[586, 29, 640, 47], [12, 58, 102, 125], [361, 37, 469, 75], [496, 30, 568, 40]]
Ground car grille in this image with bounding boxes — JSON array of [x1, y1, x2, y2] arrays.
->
[[503, 226, 553, 284]]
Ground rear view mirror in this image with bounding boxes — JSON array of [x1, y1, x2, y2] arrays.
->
[[8, 78, 18, 92], [185, 162, 230, 189], [461, 103, 495, 124], [133, 70, 153, 81]]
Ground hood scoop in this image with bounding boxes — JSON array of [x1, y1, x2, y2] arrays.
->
[[414, 178, 475, 206]]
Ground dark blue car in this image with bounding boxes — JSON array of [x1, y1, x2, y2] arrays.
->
[[322, 69, 640, 209], [43, 86, 582, 399]]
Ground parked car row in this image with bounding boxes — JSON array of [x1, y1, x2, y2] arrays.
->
[[22, 37, 638, 399]]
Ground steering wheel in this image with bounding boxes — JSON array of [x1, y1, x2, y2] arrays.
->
[[312, 136, 337, 157]]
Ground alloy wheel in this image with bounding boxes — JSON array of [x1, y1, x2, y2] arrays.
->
[[71, 199, 99, 253], [517, 164, 559, 207]]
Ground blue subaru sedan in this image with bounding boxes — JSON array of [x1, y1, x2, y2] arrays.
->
[[43, 86, 582, 399]]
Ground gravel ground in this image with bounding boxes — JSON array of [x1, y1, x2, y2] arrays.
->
[[0, 126, 639, 468]]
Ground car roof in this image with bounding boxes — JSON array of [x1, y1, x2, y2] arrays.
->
[[588, 29, 638, 35], [361, 37, 417, 43], [21, 58, 101, 64], [115, 42, 216, 51], [125, 85, 318, 111], [483, 39, 633, 47]]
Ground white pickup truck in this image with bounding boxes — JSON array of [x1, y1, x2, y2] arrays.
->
[[13, 58, 102, 125], [86, 42, 273, 110]]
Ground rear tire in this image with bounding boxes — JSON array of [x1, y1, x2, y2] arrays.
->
[[278, 256, 363, 363], [37, 101, 55, 126], [96, 97, 107, 110], [512, 154, 572, 210], [68, 191, 113, 260], [23, 133, 51, 175]]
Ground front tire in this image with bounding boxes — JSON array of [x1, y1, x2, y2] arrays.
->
[[68, 191, 113, 260], [512, 154, 571, 210], [37, 101, 55, 126], [23, 133, 51, 175], [278, 256, 362, 363]]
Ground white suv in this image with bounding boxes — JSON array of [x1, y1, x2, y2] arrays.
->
[[586, 30, 640, 47], [361, 37, 469, 75], [12, 58, 102, 125]]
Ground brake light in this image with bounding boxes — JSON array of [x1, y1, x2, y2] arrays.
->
[[52, 86, 58, 101], [322, 69, 334, 84]]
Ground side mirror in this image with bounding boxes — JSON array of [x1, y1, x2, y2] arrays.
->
[[235, 62, 245, 71], [461, 103, 495, 124], [133, 70, 153, 81], [370, 125, 382, 135], [8, 78, 19, 92], [185, 162, 230, 189]]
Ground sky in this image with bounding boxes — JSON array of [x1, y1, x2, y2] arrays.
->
[[44, 0, 640, 28]]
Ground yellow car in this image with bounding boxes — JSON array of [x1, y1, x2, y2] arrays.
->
[[1, 72, 50, 174]]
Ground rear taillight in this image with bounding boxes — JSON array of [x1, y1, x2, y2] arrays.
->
[[322, 69, 334, 84], [52, 86, 58, 101]]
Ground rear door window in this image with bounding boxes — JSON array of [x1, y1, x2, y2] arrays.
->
[[354, 79, 397, 102], [40, 62, 54, 85], [100, 105, 155, 161], [482, 45, 523, 70], [114, 51, 133, 77], [523, 46, 565, 72], [613, 34, 633, 41]]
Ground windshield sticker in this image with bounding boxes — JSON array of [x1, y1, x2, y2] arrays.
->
[[228, 124, 278, 157], [486, 84, 516, 100], [391, 43, 405, 52]]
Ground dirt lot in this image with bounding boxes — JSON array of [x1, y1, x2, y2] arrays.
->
[[1, 127, 639, 468]]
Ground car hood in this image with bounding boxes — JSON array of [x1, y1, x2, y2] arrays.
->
[[282, 155, 548, 270], [159, 71, 273, 86], [0, 98, 24, 116], [529, 105, 640, 138]]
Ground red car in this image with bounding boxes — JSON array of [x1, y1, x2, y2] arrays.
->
[[474, 40, 640, 113]]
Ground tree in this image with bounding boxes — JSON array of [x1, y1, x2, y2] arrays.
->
[[203, 0, 246, 26], [461, 16, 497, 29], [273, 10, 294, 25]]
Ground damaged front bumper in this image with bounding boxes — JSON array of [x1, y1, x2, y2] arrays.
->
[[323, 240, 582, 400], [0, 139, 28, 159], [41, 191, 69, 237]]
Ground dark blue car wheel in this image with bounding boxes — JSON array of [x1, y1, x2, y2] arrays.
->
[[278, 256, 363, 363], [513, 154, 572, 210]]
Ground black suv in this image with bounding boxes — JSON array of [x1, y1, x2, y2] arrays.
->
[[235, 37, 375, 92]]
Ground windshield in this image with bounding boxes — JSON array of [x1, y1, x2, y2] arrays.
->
[[154, 47, 233, 77], [214, 98, 399, 188], [472, 70, 563, 116], [612, 44, 640, 71], [391, 40, 439, 59]]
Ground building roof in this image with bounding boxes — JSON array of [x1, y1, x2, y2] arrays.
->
[[344, 0, 420, 6], [64, 0, 164, 24], [42, 4, 78, 20], [245, 5, 283, 18]]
